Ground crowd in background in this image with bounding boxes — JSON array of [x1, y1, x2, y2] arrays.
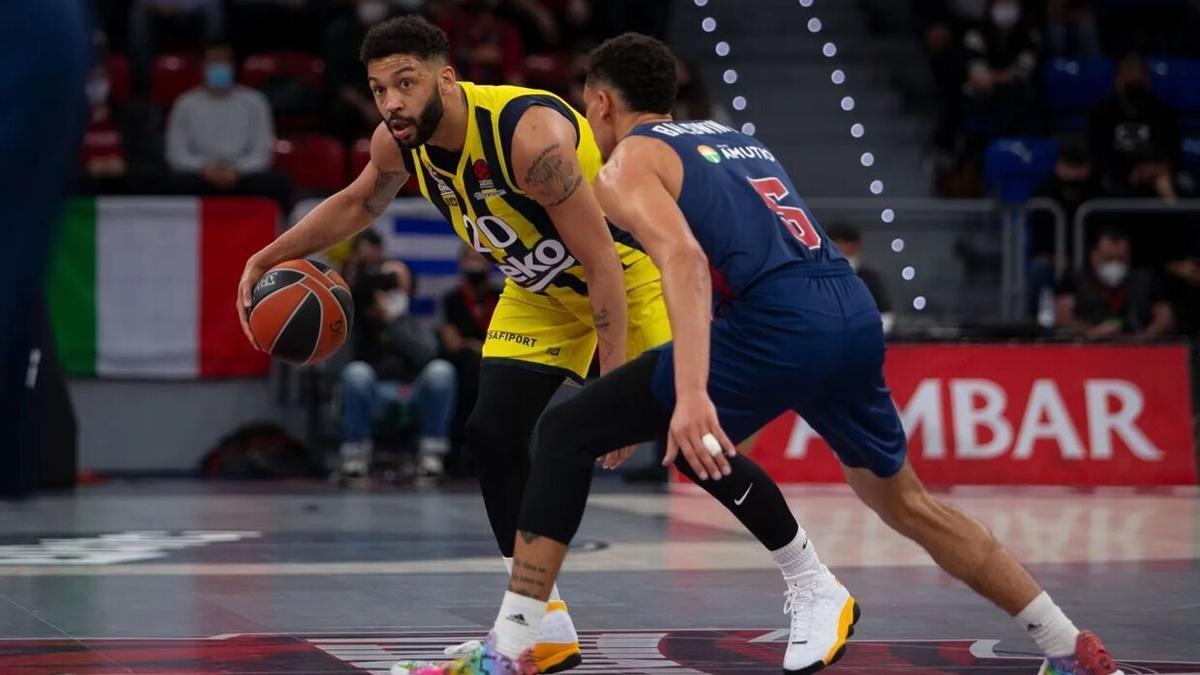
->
[[912, 0, 1200, 339], [73, 0, 1198, 477], [80, 0, 673, 210], [915, 0, 1200, 168]]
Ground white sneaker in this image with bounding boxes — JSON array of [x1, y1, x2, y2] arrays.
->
[[782, 567, 860, 674], [532, 599, 582, 673], [429, 601, 581, 674]]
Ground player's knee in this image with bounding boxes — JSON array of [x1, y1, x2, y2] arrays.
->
[[533, 400, 591, 462], [465, 404, 530, 469], [536, 403, 572, 448], [464, 410, 504, 455], [341, 361, 376, 393]]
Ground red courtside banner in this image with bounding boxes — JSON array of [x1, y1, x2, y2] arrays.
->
[[722, 343, 1197, 486]]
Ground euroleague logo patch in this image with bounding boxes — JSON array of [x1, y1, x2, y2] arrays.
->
[[697, 145, 722, 163], [473, 159, 492, 180], [472, 159, 507, 199]]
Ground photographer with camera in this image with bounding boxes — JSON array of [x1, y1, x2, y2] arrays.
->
[[338, 230, 456, 479]]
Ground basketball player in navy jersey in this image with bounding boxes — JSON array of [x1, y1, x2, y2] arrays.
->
[[397, 34, 1123, 675]]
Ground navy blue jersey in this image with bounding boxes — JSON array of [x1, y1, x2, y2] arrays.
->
[[628, 120, 848, 304]]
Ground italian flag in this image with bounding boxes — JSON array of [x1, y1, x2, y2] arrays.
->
[[47, 197, 276, 378]]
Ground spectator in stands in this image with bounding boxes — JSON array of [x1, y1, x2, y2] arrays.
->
[[1037, 139, 1101, 223], [1026, 139, 1101, 313], [828, 224, 895, 334], [437, 0, 525, 85], [340, 230, 457, 480], [1055, 227, 1175, 337], [1089, 52, 1182, 201], [914, 0, 971, 152], [76, 60, 167, 195], [440, 247, 500, 471], [129, 0, 224, 93], [961, 0, 1042, 139], [1032, 139, 1100, 254], [1045, 0, 1101, 57], [166, 42, 293, 209], [324, 0, 406, 143]]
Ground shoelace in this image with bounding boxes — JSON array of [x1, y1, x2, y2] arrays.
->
[[783, 572, 818, 643]]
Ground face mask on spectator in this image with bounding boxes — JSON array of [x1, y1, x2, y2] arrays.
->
[[384, 290, 410, 320], [205, 63, 234, 91], [991, 3, 1020, 29], [464, 269, 488, 286], [86, 77, 110, 106], [846, 255, 861, 272], [358, 0, 389, 24], [1095, 261, 1129, 288]]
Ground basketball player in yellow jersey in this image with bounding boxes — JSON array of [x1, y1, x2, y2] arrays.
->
[[236, 16, 668, 672]]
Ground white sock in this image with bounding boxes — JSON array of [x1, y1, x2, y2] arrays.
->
[[1015, 591, 1079, 658], [492, 591, 545, 660], [770, 528, 822, 581], [504, 556, 561, 602]]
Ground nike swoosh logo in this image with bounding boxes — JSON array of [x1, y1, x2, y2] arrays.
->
[[734, 483, 753, 506]]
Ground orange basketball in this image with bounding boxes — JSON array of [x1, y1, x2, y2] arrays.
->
[[248, 259, 353, 365]]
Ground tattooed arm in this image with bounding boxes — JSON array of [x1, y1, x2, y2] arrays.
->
[[237, 123, 409, 346], [511, 106, 628, 373]]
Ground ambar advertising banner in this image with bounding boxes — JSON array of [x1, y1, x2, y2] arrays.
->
[[719, 344, 1197, 486]]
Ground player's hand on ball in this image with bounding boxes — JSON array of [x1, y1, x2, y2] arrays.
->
[[599, 445, 636, 470], [237, 255, 269, 350], [663, 393, 735, 481]]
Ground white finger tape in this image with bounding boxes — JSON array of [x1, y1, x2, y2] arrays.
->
[[702, 433, 722, 457]]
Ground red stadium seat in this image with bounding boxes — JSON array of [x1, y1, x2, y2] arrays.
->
[[151, 53, 203, 109], [106, 54, 133, 105], [240, 53, 281, 90], [278, 52, 326, 93], [274, 134, 347, 194], [242, 52, 327, 133], [241, 51, 325, 93]]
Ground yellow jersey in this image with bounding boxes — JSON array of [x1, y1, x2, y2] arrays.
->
[[397, 82, 660, 306]]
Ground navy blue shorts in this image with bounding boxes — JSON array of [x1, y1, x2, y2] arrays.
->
[[650, 271, 907, 478]]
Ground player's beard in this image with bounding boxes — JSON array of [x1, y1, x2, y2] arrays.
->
[[389, 89, 444, 149]]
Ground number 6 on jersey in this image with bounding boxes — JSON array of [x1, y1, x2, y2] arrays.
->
[[748, 176, 821, 249]]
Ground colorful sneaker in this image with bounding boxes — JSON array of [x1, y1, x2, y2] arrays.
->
[[390, 633, 535, 675], [1037, 630, 1124, 675], [533, 600, 582, 673], [782, 566, 860, 674]]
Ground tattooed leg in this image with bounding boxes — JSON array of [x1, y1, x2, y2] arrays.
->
[[508, 531, 568, 601]]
